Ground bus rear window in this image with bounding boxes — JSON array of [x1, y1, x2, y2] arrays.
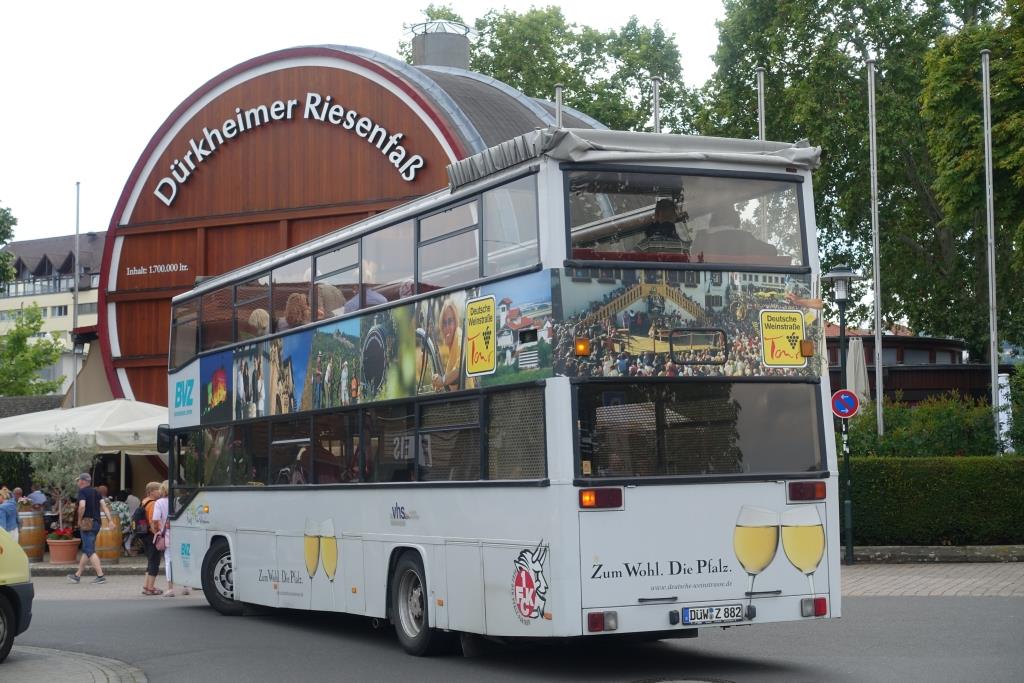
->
[[577, 381, 822, 478], [568, 170, 804, 267]]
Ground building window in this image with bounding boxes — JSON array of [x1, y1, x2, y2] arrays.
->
[[51, 305, 68, 317], [77, 302, 98, 315]]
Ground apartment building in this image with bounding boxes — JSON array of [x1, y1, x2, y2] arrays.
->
[[0, 232, 106, 393]]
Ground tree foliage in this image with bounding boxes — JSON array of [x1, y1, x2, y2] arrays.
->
[[920, 2, 1024, 357], [0, 202, 16, 284], [32, 430, 96, 525], [0, 304, 65, 396], [404, 5, 693, 133], [696, 0, 1019, 359]]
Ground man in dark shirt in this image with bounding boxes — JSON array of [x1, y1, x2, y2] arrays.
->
[[67, 473, 111, 584]]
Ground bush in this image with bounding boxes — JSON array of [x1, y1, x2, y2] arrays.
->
[[840, 456, 1024, 545], [844, 392, 999, 456]]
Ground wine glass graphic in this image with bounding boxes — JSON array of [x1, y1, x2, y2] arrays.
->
[[303, 518, 320, 580], [320, 518, 338, 583], [781, 506, 825, 595], [733, 506, 779, 603]]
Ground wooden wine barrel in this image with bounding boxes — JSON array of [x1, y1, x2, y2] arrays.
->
[[17, 510, 45, 562], [96, 512, 122, 563]]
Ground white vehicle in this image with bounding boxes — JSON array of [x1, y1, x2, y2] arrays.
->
[[165, 128, 839, 655]]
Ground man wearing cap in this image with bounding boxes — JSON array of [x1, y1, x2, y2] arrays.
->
[[67, 473, 111, 584]]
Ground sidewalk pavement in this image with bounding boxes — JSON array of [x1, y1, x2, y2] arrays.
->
[[31, 554, 159, 576]]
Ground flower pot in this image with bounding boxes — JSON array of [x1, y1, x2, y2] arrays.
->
[[47, 538, 81, 564]]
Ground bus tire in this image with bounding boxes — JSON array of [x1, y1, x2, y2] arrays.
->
[[390, 551, 451, 656], [0, 593, 14, 663], [202, 540, 243, 616]]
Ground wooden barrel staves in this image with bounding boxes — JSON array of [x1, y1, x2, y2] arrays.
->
[[18, 510, 45, 562], [96, 512, 122, 563]]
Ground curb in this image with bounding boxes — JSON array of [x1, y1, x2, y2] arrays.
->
[[31, 561, 160, 577], [8, 645, 147, 681], [852, 545, 1024, 563]]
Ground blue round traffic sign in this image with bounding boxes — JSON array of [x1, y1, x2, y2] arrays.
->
[[831, 389, 860, 418]]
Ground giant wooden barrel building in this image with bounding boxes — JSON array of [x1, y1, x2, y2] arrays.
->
[[99, 34, 602, 405]]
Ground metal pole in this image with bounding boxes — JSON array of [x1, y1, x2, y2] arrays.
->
[[756, 66, 766, 141], [839, 299, 854, 564], [756, 67, 768, 240], [867, 60, 885, 435], [72, 181, 80, 408], [651, 77, 661, 133], [981, 49, 1000, 446], [554, 83, 564, 128]]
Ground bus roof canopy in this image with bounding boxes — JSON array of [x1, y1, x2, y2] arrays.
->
[[447, 128, 822, 191]]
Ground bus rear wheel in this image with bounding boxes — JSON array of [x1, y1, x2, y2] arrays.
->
[[390, 551, 452, 656], [202, 540, 243, 616]]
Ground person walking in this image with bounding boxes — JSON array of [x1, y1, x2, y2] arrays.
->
[[67, 473, 110, 584], [151, 481, 189, 597], [139, 481, 163, 595]]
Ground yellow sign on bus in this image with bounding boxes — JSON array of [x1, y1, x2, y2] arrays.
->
[[465, 295, 497, 376], [759, 309, 807, 367]]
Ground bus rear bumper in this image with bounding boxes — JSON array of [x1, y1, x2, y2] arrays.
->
[[579, 596, 834, 636]]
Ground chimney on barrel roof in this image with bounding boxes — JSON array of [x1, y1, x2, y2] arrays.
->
[[410, 20, 472, 69]]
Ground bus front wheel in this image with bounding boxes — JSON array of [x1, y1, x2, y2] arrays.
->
[[202, 540, 243, 616], [390, 551, 451, 656]]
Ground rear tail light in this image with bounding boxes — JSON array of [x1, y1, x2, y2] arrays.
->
[[579, 487, 623, 509], [788, 480, 826, 501], [800, 596, 828, 617], [587, 610, 618, 632]]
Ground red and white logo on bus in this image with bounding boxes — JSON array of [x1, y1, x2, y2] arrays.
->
[[512, 542, 549, 625]]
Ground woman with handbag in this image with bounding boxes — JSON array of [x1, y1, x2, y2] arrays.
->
[[140, 481, 163, 595], [152, 481, 189, 597]]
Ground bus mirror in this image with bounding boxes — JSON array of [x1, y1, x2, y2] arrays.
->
[[156, 424, 171, 454]]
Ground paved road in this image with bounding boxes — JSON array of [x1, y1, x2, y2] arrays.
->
[[11, 563, 1024, 682]]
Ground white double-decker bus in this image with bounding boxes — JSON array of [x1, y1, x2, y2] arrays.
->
[[164, 128, 839, 655]]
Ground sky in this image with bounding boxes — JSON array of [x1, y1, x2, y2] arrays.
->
[[0, 1, 724, 244]]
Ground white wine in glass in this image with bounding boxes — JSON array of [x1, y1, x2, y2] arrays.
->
[[304, 518, 321, 580], [320, 518, 338, 582], [781, 506, 825, 594], [733, 506, 779, 600]]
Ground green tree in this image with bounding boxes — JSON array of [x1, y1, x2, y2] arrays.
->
[[404, 5, 693, 133], [0, 202, 16, 283], [32, 430, 96, 526], [0, 304, 65, 395], [696, 1, 1017, 358], [919, 3, 1024, 358]]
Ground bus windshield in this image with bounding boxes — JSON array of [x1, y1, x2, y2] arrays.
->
[[568, 170, 804, 267]]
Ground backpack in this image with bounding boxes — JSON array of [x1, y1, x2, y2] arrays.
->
[[132, 499, 154, 535]]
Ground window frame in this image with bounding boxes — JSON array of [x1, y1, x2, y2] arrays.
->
[[572, 377, 828, 485], [562, 163, 811, 273]]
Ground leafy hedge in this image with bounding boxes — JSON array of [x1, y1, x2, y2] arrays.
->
[[841, 456, 1024, 545], [844, 392, 999, 456]]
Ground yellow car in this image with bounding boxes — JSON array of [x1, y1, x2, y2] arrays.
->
[[0, 529, 33, 663]]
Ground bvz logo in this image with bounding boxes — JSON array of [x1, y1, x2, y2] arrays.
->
[[511, 542, 549, 625], [175, 379, 194, 408]]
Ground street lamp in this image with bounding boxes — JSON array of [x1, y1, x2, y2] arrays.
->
[[822, 264, 865, 565]]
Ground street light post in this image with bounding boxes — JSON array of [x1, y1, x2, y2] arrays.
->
[[822, 265, 864, 565]]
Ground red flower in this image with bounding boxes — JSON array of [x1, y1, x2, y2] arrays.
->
[[48, 527, 75, 540]]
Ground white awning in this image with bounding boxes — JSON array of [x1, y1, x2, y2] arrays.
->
[[0, 399, 167, 454]]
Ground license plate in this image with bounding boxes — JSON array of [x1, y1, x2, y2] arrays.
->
[[682, 604, 744, 625]]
